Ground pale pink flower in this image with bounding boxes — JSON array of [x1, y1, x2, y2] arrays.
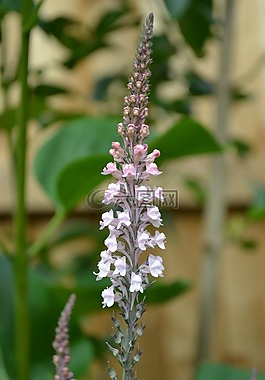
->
[[134, 144, 148, 157], [102, 286, 115, 308], [148, 254, 164, 277], [146, 149, 160, 162], [146, 162, 162, 176], [122, 164, 136, 178], [113, 256, 127, 276], [129, 273, 144, 293], [102, 162, 118, 176]]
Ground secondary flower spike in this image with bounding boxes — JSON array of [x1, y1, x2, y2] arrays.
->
[[94, 13, 166, 380]]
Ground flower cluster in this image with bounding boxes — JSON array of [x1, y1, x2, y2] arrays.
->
[[94, 13, 164, 379], [95, 13, 165, 312], [53, 294, 76, 380]]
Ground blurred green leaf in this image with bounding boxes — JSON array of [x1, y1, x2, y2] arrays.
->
[[70, 338, 94, 378], [34, 84, 69, 97], [160, 98, 192, 115], [196, 362, 263, 380], [0, 0, 20, 14], [230, 138, 251, 157], [184, 177, 206, 204], [94, 8, 128, 36], [57, 155, 109, 212], [240, 238, 258, 251], [50, 220, 101, 248], [0, 346, 10, 380], [34, 117, 120, 210], [186, 71, 214, 96], [178, 0, 213, 56], [232, 86, 252, 101], [38, 17, 82, 50], [0, 255, 15, 379], [248, 186, 265, 221], [164, 0, 193, 19], [93, 74, 124, 101], [150, 117, 222, 162], [0, 108, 16, 131], [145, 279, 191, 304]]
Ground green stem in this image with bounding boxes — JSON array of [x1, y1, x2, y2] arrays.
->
[[28, 211, 65, 258], [14, 1, 32, 379]]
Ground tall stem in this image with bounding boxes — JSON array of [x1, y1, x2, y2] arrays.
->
[[197, 0, 235, 360], [14, 1, 32, 379]]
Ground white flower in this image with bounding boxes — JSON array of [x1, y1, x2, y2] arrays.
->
[[136, 185, 153, 205], [117, 210, 131, 229], [100, 209, 115, 230], [102, 286, 115, 307], [129, 273, 144, 293], [105, 233, 117, 252], [152, 231, 166, 250], [94, 259, 111, 280], [146, 206, 162, 228], [148, 254, 164, 277], [100, 250, 114, 263], [154, 186, 164, 202], [103, 182, 120, 204], [137, 230, 150, 250], [113, 256, 127, 276]]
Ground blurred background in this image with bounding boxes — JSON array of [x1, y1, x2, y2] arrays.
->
[[1, 0, 265, 380]]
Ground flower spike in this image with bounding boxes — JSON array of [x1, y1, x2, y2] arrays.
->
[[95, 13, 166, 380]]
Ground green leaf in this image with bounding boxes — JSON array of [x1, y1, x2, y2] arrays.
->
[[56, 155, 110, 211], [146, 279, 191, 304], [34, 117, 120, 210], [0, 346, 10, 380], [50, 220, 102, 248], [34, 84, 69, 97], [248, 186, 265, 221], [230, 138, 251, 157], [0, 255, 15, 378], [94, 8, 128, 36], [0, 0, 20, 14], [196, 362, 264, 380], [164, 0, 193, 19], [149, 117, 222, 162], [178, 0, 213, 56], [0, 108, 16, 131], [186, 71, 214, 96], [70, 339, 94, 378], [184, 176, 206, 204]]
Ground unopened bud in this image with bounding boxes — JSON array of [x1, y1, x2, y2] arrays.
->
[[133, 107, 140, 116], [140, 124, 149, 138], [127, 124, 135, 137]]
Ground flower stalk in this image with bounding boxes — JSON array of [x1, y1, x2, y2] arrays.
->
[[53, 294, 76, 380], [94, 13, 166, 380]]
